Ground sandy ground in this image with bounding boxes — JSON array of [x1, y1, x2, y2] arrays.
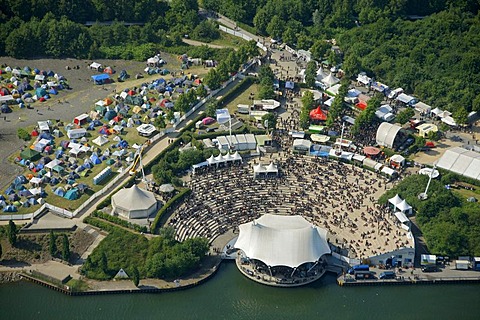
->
[[0, 55, 184, 190]]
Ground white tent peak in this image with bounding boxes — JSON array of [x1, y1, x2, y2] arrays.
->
[[114, 268, 129, 279]]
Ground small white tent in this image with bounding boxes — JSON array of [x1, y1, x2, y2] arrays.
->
[[114, 268, 129, 279]]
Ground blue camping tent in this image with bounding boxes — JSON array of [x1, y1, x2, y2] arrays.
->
[[64, 188, 79, 200], [54, 187, 65, 197], [104, 110, 117, 121], [3, 205, 17, 212], [35, 88, 47, 97], [90, 153, 101, 165]]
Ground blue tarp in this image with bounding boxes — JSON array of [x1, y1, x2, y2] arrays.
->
[[91, 74, 110, 84]]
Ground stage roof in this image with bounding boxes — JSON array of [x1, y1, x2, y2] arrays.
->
[[235, 214, 331, 268]]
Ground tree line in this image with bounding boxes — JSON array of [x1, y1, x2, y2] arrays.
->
[[379, 174, 480, 257], [0, 0, 222, 59], [81, 227, 209, 281]]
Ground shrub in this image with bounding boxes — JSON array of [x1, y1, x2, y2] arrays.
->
[[17, 128, 30, 141]]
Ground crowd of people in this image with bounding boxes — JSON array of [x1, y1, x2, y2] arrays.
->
[[167, 153, 413, 261]]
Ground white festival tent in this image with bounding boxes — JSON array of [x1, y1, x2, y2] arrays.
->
[[234, 214, 331, 268], [321, 73, 340, 87], [397, 199, 413, 215], [93, 135, 109, 146], [388, 194, 403, 207], [111, 185, 157, 219]]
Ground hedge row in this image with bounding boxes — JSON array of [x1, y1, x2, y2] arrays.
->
[[91, 211, 148, 233], [83, 216, 118, 233], [150, 188, 192, 234]]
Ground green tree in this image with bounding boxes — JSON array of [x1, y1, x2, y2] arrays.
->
[[301, 91, 315, 110], [7, 220, 17, 246], [0, 243, 2, 260], [258, 85, 275, 99], [174, 94, 190, 113], [305, 61, 317, 88], [49, 231, 57, 257], [154, 116, 166, 129], [266, 15, 284, 39], [262, 112, 277, 131], [473, 94, 480, 112], [259, 65, 274, 87], [204, 68, 221, 90], [100, 251, 108, 274], [196, 84, 207, 98], [453, 107, 468, 125], [62, 234, 71, 261], [311, 40, 330, 61], [131, 265, 140, 287], [205, 101, 219, 117], [396, 108, 415, 125]]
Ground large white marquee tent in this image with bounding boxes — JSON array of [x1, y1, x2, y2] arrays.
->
[[376, 122, 402, 148], [234, 214, 331, 268], [112, 185, 157, 219], [436, 147, 480, 181]]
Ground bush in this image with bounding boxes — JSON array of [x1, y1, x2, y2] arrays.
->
[[91, 211, 148, 233], [17, 128, 30, 141]]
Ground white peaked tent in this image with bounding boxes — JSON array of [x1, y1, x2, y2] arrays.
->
[[388, 194, 403, 207], [235, 214, 331, 268], [253, 163, 266, 178], [114, 268, 129, 279], [316, 67, 328, 81], [207, 154, 216, 165], [112, 185, 157, 219], [397, 199, 412, 215], [266, 162, 278, 175], [93, 135, 109, 146], [322, 73, 340, 87], [232, 151, 242, 162]]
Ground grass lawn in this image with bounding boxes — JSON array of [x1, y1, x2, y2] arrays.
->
[[453, 188, 480, 201], [224, 82, 260, 123], [211, 32, 247, 48]]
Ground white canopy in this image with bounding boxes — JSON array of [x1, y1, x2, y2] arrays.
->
[[396, 93, 415, 104], [322, 73, 340, 87], [418, 168, 440, 178], [395, 211, 409, 224], [397, 199, 412, 214], [389, 194, 403, 206], [437, 147, 480, 181], [376, 122, 402, 148], [235, 214, 331, 268], [316, 67, 328, 80], [266, 162, 278, 174], [93, 135, 108, 146]]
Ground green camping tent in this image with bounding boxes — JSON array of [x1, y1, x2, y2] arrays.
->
[[20, 148, 41, 161]]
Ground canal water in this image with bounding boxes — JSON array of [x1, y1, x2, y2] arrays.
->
[[1, 262, 479, 319]]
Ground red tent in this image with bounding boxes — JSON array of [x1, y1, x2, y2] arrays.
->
[[309, 106, 328, 121], [113, 115, 122, 123], [356, 101, 367, 110], [128, 90, 136, 96], [39, 97, 46, 102], [363, 146, 381, 156], [425, 141, 435, 148], [31, 130, 39, 137]]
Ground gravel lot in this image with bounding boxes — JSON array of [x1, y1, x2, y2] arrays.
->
[[0, 55, 182, 190]]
